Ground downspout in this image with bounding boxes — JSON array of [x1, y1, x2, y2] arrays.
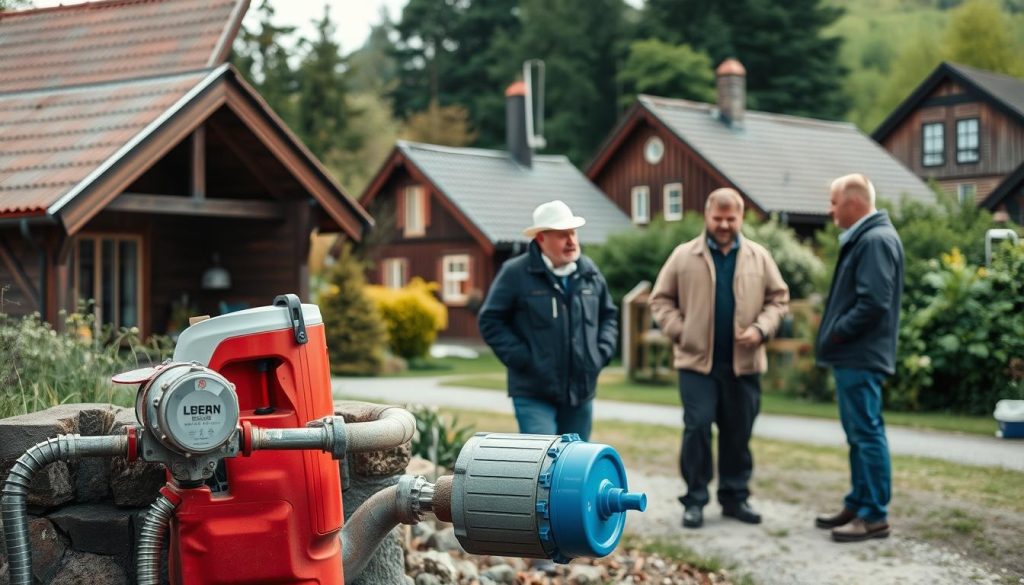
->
[[19, 219, 46, 318]]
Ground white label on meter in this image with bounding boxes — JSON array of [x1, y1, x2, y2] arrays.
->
[[169, 379, 230, 451]]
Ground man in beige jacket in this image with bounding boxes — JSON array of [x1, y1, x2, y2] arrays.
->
[[650, 188, 789, 529]]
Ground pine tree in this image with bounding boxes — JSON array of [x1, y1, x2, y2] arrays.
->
[[231, 0, 299, 127], [295, 5, 358, 158], [319, 242, 387, 376]]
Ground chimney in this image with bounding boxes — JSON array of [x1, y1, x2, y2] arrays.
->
[[505, 80, 532, 168], [716, 58, 746, 128]]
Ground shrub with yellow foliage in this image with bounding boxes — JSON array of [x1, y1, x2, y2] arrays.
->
[[365, 278, 448, 361]]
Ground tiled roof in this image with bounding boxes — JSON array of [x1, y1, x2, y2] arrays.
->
[[0, 0, 244, 93], [398, 141, 632, 245], [0, 70, 212, 216], [639, 95, 935, 216], [948, 63, 1024, 121]]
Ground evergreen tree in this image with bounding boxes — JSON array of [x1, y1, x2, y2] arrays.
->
[[639, 0, 849, 120], [295, 5, 358, 158], [320, 242, 387, 376], [389, 0, 462, 118], [231, 0, 299, 127], [617, 39, 716, 108], [400, 100, 476, 147]]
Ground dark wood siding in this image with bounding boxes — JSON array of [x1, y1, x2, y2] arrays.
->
[[591, 117, 755, 221], [0, 229, 45, 318], [882, 80, 1024, 190]]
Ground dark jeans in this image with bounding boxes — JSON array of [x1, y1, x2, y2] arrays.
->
[[678, 364, 760, 508], [511, 396, 593, 440], [835, 367, 891, 522]]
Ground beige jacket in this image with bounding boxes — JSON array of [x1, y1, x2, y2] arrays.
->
[[649, 234, 789, 375]]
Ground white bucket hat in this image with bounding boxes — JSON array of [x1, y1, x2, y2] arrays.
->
[[522, 200, 586, 237]]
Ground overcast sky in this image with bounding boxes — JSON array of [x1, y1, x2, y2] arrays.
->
[[30, 0, 406, 53]]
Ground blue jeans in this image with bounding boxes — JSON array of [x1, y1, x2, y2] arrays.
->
[[835, 367, 891, 522], [511, 396, 593, 440]]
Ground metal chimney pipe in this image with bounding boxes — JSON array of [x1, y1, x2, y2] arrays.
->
[[506, 81, 532, 168]]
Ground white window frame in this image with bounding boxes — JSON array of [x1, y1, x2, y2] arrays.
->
[[74, 233, 143, 334], [956, 118, 979, 164], [441, 254, 471, 305], [957, 183, 977, 205], [922, 122, 944, 167], [403, 185, 425, 237], [631, 186, 650, 225], [663, 183, 683, 221], [382, 258, 408, 289]]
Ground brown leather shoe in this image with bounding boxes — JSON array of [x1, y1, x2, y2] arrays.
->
[[831, 518, 890, 542], [815, 508, 856, 529]]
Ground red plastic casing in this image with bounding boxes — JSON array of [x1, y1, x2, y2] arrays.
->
[[167, 322, 343, 585]]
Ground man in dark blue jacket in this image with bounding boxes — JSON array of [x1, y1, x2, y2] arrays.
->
[[478, 200, 618, 440], [815, 174, 904, 543]]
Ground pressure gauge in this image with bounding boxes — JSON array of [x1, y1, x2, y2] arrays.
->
[[135, 363, 240, 455]]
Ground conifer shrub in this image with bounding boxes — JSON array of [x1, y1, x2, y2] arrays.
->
[[319, 243, 388, 376]]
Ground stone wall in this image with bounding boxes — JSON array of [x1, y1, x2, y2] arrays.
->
[[0, 402, 411, 585]]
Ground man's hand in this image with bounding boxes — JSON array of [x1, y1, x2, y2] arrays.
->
[[736, 326, 763, 348]]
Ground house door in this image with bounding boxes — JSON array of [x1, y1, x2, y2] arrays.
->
[[74, 234, 143, 333]]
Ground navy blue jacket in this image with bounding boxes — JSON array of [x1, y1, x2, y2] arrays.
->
[[816, 211, 904, 375], [478, 242, 618, 405]]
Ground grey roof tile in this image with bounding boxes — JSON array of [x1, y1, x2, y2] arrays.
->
[[398, 141, 632, 245], [640, 95, 936, 216]]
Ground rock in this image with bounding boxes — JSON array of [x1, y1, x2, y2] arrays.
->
[[108, 457, 163, 507], [29, 517, 67, 583], [74, 457, 110, 502], [411, 521, 436, 541], [48, 504, 131, 556], [425, 527, 461, 553], [50, 551, 128, 585], [568, 563, 605, 584], [481, 564, 517, 584], [453, 559, 479, 581], [419, 550, 457, 582], [414, 573, 442, 585]]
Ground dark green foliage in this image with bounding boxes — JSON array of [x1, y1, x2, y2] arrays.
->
[[639, 0, 849, 120], [617, 40, 716, 107], [0, 0, 31, 11], [408, 405, 476, 469], [320, 243, 387, 376], [231, 0, 299, 127]]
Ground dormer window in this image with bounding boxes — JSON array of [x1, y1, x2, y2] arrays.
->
[[956, 118, 979, 164], [922, 122, 944, 167]]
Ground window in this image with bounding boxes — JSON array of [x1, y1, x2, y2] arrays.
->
[[663, 183, 683, 221], [957, 183, 977, 205], [956, 118, 979, 164], [643, 136, 665, 165], [382, 258, 408, 289], [441, 254, 471, 304], [403, 185, 426, 237], [922, 122, 944, 167], [75, 234, 142, 332], [631, 186, 650, 224]]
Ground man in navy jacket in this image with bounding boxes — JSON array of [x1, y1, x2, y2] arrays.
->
[[478, 200, 618, 440], [815, 174, 904, 543]]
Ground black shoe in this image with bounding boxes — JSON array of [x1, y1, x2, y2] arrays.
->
[[722, 501, 762, 524], [682, 505, 703, 529]]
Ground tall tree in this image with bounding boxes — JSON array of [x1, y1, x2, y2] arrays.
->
[[945, 0, 1024, 76], [231, 0, 299, 127], [639, 0, 849, 120], [400, 100, 476, 147], [389, 0, 462, 118], [295, 5, 357, 159], [617, 39, 716, 108]]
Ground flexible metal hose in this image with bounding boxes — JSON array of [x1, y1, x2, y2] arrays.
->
[[1, 434, 127, 585], [344, 407, 416, 453], [341, 484, 401, 584], [136, 491, 179, 585]]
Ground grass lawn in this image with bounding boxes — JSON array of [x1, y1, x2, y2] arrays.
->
[[439, 367, 999, 437], [386, 352, 505, 378]]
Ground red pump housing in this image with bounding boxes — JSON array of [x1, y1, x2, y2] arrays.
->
[[166, 303, 343, 584]]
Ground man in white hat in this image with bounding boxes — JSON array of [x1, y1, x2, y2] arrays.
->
[[478, 200, 618, 439]]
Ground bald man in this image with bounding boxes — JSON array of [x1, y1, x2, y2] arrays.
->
[[815, 174, 904, 543], [650, 188, 789, 529]]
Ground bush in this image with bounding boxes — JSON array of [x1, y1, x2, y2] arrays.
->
[[742, 215, 825, 300], [0, 311, 170, 418], [407, 404, 476, 470], [319, 242, 388, 376], [888, 245, 1024, 414], [365, 278, 447, 361]]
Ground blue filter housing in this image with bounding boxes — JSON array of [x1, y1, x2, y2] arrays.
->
[[449, 433, 646, 563]]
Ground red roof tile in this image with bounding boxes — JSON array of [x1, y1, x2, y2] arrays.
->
[[0, 70, 210, 215], [0, 0, 245, 93]]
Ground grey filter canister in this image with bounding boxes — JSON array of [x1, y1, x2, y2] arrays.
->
[[450, 433, 557, 558]]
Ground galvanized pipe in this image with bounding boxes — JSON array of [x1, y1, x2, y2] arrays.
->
[[343, 407, 416, 453], [136, 491, 178, 585], [1, 434, 128, 585], [341, 476, 429, 585]]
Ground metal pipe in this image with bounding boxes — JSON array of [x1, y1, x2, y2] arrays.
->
[[136, 491, 178, 585], [344, 407, 416, 453], [1, 434, 128, 585]]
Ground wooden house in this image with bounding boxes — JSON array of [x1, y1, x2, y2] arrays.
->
[[0, 0, 372, 337], [359, 83, 631, 340], [587, 59, 935, 236], [873, 62, 1024, 223]]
